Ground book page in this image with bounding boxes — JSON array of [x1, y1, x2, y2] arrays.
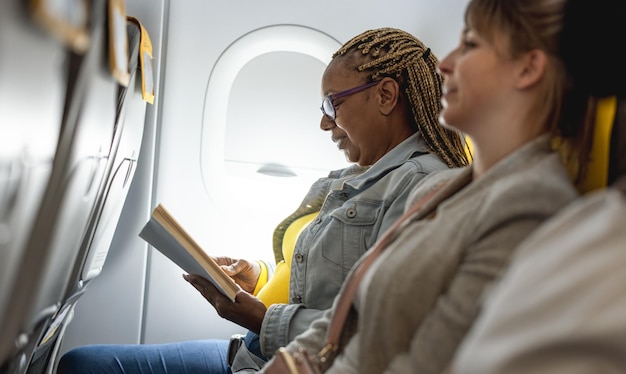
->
[[139, 204, 239, 302]]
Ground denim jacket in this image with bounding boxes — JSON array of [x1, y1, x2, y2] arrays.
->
[[260, 133, 448, 356]]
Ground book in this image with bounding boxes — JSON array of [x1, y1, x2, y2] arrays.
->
[[138, 203, 239, 302]]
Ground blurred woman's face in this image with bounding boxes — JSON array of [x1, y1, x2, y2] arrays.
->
[[438, 26, 518, 137]]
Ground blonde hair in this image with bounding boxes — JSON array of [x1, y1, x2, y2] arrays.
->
[[333, 28, 469, 168]]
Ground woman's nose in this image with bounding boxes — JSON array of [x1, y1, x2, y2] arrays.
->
[[320, 114, 335, 131], [438, 47, 457, 75]]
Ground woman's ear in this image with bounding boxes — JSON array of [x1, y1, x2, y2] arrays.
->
[[378, 77, 400, 115], [516, 49, 548, 90]]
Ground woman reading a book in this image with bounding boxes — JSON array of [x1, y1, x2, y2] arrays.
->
[[57, 27, 469, 374]]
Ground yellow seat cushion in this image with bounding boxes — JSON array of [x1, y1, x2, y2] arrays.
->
[[256, 212, 318, 307]]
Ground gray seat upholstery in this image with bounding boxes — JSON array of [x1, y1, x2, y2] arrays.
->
[[0, 0, 120, 372]]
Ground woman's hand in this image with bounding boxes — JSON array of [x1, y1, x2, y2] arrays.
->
[[183, 273, 267, 334], [213, 256, 261, 293]]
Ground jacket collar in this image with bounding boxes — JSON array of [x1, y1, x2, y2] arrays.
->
[[340, 133, 430, 191]]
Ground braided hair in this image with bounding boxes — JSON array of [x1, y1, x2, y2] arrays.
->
[[333, 28, 470, 167]]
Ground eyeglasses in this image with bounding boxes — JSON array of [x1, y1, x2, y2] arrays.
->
[[320, 80, 381, 120]]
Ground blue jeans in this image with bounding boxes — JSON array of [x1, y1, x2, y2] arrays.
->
[[240, 331, 267, 361], [57, 339, 232, 374], [57, 332, 266, 374]]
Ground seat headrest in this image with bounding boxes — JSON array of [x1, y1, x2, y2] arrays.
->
[[577, 97, 617, 193], [578, 96, 626, 193]]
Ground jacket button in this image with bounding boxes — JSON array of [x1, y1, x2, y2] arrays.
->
[[292, 296, 302, 303], [294, 253, 304, 262], [346, 207, 357, 218]]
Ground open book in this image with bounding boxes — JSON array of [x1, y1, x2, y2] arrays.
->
[[139, 204, 239, 302]]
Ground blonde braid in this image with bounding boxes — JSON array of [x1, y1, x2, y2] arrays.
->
[[334, 28, 469, 167]]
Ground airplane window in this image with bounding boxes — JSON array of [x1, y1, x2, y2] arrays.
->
[[201, 26, 347, 259], [224, 51, 347, 258]]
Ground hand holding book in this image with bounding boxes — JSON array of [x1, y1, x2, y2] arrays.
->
[[213, 256, 261, 294], [183, 273, 267, 334]]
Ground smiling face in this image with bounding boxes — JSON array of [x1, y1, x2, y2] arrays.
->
[[319, 58, 385, 166]]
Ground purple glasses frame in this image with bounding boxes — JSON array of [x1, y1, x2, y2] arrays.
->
[[320, 80, 381, 120]]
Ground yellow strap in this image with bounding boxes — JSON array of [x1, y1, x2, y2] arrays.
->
[[127, 16, 155, 104]]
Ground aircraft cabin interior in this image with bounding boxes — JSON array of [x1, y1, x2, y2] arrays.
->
[[2, 0, 625, 373]]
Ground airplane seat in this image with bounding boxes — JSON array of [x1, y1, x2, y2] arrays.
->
[[71, 18, 147, 290], [18, 19, 150, 374], [577, 96, 622, 194], [0, 0, 69, 371], [0, 0, 120, 372]]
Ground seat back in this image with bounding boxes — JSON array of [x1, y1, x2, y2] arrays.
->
[[0, 0, 120, 372], [67, 18, 148, 297], [0, 0, 68, 368]]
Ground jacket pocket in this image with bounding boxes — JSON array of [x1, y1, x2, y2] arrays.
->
[[323, 201, 383, 270]]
